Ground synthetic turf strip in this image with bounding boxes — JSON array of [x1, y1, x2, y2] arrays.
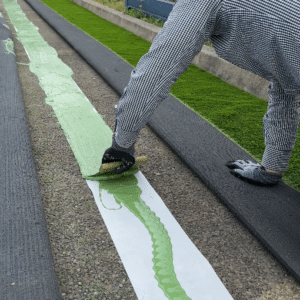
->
[[24, 0, 300, 284], [0, 11, 61, 300]]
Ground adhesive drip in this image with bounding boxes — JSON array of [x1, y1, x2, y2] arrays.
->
[[98, 176, 192, 300], [3, 0, 112, 178], [2, 38, 15, 55]]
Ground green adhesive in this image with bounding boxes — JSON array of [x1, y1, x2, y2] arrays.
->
[[98, 175, 191, 300], [2, 37, 15, 55], [3, 0, 112, 177], [2, 0, 191, 298], [83, 165, 140, 181]]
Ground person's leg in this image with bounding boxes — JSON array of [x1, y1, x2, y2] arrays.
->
[[210, 0, 300, 94], [214, 0, 300, 185], [261, 81, 300, 172], [114, 0, 223, 148]]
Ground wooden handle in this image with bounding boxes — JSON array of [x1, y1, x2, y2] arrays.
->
[[99, 156, 147, 174]]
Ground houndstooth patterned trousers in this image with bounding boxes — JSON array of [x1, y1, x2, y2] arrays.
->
[[114, 0, 300, 171]]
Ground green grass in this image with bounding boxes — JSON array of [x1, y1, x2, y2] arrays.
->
[[39, 0, 300, 192]]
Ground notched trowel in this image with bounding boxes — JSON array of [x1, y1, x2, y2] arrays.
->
[[83, 156, 148, 181]]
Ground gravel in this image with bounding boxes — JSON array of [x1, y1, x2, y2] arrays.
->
[[4, 0, 300, 299]]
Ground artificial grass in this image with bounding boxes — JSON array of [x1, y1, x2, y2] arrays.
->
[[38, 0, 300, 192]]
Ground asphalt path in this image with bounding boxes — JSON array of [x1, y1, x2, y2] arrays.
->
[[3, 0, 300, 299]]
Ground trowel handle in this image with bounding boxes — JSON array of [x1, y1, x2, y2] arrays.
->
[[99, 156, 147, 174]]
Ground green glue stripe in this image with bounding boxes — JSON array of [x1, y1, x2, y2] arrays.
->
[[3, 0, 192, 298], [98, 176, 192, 300], [3, 0, 112, 177]]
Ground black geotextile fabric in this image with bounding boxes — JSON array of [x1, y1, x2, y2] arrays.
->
[[0, 14, 61, 300], [25, 0, 300, 283]]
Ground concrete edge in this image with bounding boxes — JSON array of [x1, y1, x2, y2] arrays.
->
[[69, 0, 270, 101]]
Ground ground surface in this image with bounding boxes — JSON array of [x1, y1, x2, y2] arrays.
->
[[4, 0, 300, 299]]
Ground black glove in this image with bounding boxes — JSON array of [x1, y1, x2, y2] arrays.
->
[[102, 120, 135, 174]]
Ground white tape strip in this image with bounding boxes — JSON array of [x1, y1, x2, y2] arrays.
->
[[87, 171, 233, 300]]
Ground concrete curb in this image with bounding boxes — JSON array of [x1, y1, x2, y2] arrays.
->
[[69, 0, 270, 101]]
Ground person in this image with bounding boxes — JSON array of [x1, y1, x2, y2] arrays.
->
[[102, 0, 300, 186]]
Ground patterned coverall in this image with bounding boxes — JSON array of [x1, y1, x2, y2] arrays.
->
[[114, 0, 300, 172]]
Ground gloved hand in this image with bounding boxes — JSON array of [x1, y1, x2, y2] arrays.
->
[[102, 120, 135, 174], [102, 146, 135, 174], [226, 160, 283, 186]]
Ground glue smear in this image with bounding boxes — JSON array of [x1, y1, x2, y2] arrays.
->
[[98, 176, 192, 299], [2, 0, 191, 298]]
